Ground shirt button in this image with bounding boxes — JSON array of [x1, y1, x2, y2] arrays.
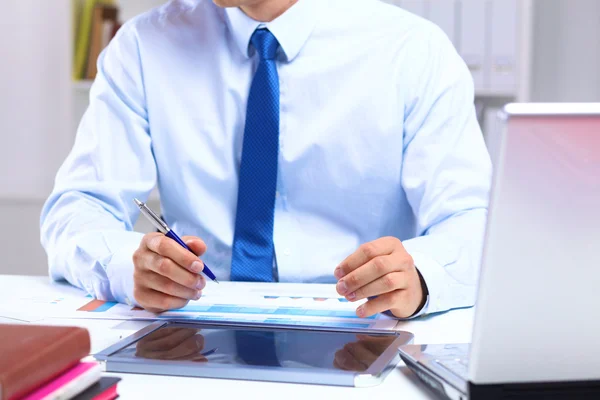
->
[[284, 249, 291, 256], [276, 191, 280, 198]]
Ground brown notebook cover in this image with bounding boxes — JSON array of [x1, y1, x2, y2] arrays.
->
[[0, 324, 91, 400]]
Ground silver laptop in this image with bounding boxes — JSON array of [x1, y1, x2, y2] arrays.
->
[[399, 103, 600, 399]]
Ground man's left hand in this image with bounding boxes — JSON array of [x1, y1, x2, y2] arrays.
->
[[334, 237, 426, 319]]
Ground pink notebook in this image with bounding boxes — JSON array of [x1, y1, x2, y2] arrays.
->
[[22, 362, 101, 400]]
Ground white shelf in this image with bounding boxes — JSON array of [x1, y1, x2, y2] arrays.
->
[[475, 89, 518, 98], [72, 80, 94, 91]]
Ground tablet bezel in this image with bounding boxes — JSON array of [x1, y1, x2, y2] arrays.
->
[[95, 320, 413, 387]]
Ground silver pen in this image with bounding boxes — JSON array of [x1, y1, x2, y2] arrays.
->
[[134, 198, 219, 283]]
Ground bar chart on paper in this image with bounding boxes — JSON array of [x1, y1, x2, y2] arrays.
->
[[153, 282, 400, 331], [63, 282, 400, 331]]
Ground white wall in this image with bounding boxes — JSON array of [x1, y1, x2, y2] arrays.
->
[[0, 1, 72, 199], [0, 1, 72, 275]]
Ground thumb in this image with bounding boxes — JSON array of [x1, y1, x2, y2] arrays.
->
[[182, 236, 207, 257]]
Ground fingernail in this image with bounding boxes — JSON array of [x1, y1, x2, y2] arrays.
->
[[334, 267, 344, 279], [356, 305, 365, 317], [337, 280, 348, 295], [194, 291, 202, 300], [191, 261, 203, 273], [347, 292, 356, 300], [196, 279, 206, 290]]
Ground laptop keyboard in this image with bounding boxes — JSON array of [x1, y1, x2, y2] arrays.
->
[[436, 357, 469, 380], [429, 344, 470, 380]]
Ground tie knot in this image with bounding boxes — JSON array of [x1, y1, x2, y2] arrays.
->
[[251, 29, 279, 61]]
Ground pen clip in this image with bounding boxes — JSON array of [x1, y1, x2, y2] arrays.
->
[[134, 198, 169, 234]]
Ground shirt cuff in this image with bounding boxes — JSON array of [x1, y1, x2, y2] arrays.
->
[[104, 231, 145, 307], [399, 249, 448, 319]]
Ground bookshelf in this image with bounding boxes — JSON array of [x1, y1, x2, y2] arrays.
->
[[72, 80, 94, 91], [71, 0, 167, 88], [72, 0, 534, 143], [70, 0, 535, 166], [72, 1, 166, 204]]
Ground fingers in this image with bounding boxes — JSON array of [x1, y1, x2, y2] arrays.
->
[[349, 272, 408, 301], [182, 236, 207, 257], [133, 287, 190, 313], [134, 233, 209, 312], [138, 328, 197, 352], [141, 251, 206, 291], [144, 234, 204, 274], [336, 255, 404, 299], [355, 335, 397, 354], [154, 335, 204, 360], [334, 237, 399, 279], [356, 290, 412, 318], [345, 342, 379, 368], [334, 347, 368, 372], [138, 334, 205, 360], [143, 271, 201, 301], [141, 327, 180, 342]]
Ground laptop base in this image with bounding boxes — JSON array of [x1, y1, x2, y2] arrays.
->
[[469, 380, 600, 400]]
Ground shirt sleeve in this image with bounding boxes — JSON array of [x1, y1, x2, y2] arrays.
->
[[40, 23, 155, 305], [399, 25, 492, 317]]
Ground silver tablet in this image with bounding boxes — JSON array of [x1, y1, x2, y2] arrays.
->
[[95, 321, 413, 387]]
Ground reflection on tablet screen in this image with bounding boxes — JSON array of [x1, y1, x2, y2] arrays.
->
[[113, 325, 397, 372]]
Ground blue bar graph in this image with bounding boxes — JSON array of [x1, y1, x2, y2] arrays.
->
[[168, 303, 378, 320], [93, 302, 118, 312], [169, 305, 212, 312]]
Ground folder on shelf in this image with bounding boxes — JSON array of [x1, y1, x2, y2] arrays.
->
[[458, 0, 488, 91], [489, 0, 519, 94], [428, 0, 458, 47], [86, 4, 120, 80], [73, 0, 98, 80], [483, 107, 503, 167], [73, 0, 118, 81]]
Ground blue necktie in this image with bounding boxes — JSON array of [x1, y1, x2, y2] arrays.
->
[[230, 29, 280, 282]]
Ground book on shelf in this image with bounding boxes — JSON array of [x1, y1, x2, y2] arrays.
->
[[73, 0, 121, 82]]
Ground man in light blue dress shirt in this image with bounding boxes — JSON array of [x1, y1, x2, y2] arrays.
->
[[40, 0, 492, 320]]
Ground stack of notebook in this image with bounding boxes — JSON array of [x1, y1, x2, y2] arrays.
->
[[0, 324, 121, 400]]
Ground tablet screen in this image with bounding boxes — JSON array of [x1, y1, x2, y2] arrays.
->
[[111, 323, 399, 372]]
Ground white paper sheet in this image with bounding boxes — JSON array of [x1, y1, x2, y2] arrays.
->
[[35, 282, 400, 331]]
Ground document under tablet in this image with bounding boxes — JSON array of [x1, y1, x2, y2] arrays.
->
[[96, 321, 413, 387]]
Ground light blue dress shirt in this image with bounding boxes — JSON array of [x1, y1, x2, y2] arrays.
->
[[40, 0, 492, 317]]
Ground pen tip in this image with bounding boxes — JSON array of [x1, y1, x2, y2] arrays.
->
[[133, 198, 143, 207], [214, 279, 220, 284]]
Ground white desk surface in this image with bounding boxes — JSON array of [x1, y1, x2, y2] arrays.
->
[[0, 275, 474, 399]]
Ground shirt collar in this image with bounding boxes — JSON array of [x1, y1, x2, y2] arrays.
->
[[224, 0, 318, 62]]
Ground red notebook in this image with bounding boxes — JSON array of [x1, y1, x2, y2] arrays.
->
[[21, 362, 101, 400], [0, 325, 90, 400]]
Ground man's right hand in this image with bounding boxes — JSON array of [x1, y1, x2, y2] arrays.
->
[[133, 233, 207, 313]]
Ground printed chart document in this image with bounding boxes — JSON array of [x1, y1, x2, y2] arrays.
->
[[150, 282, 399, 330], [1, 282, 400, 331]]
